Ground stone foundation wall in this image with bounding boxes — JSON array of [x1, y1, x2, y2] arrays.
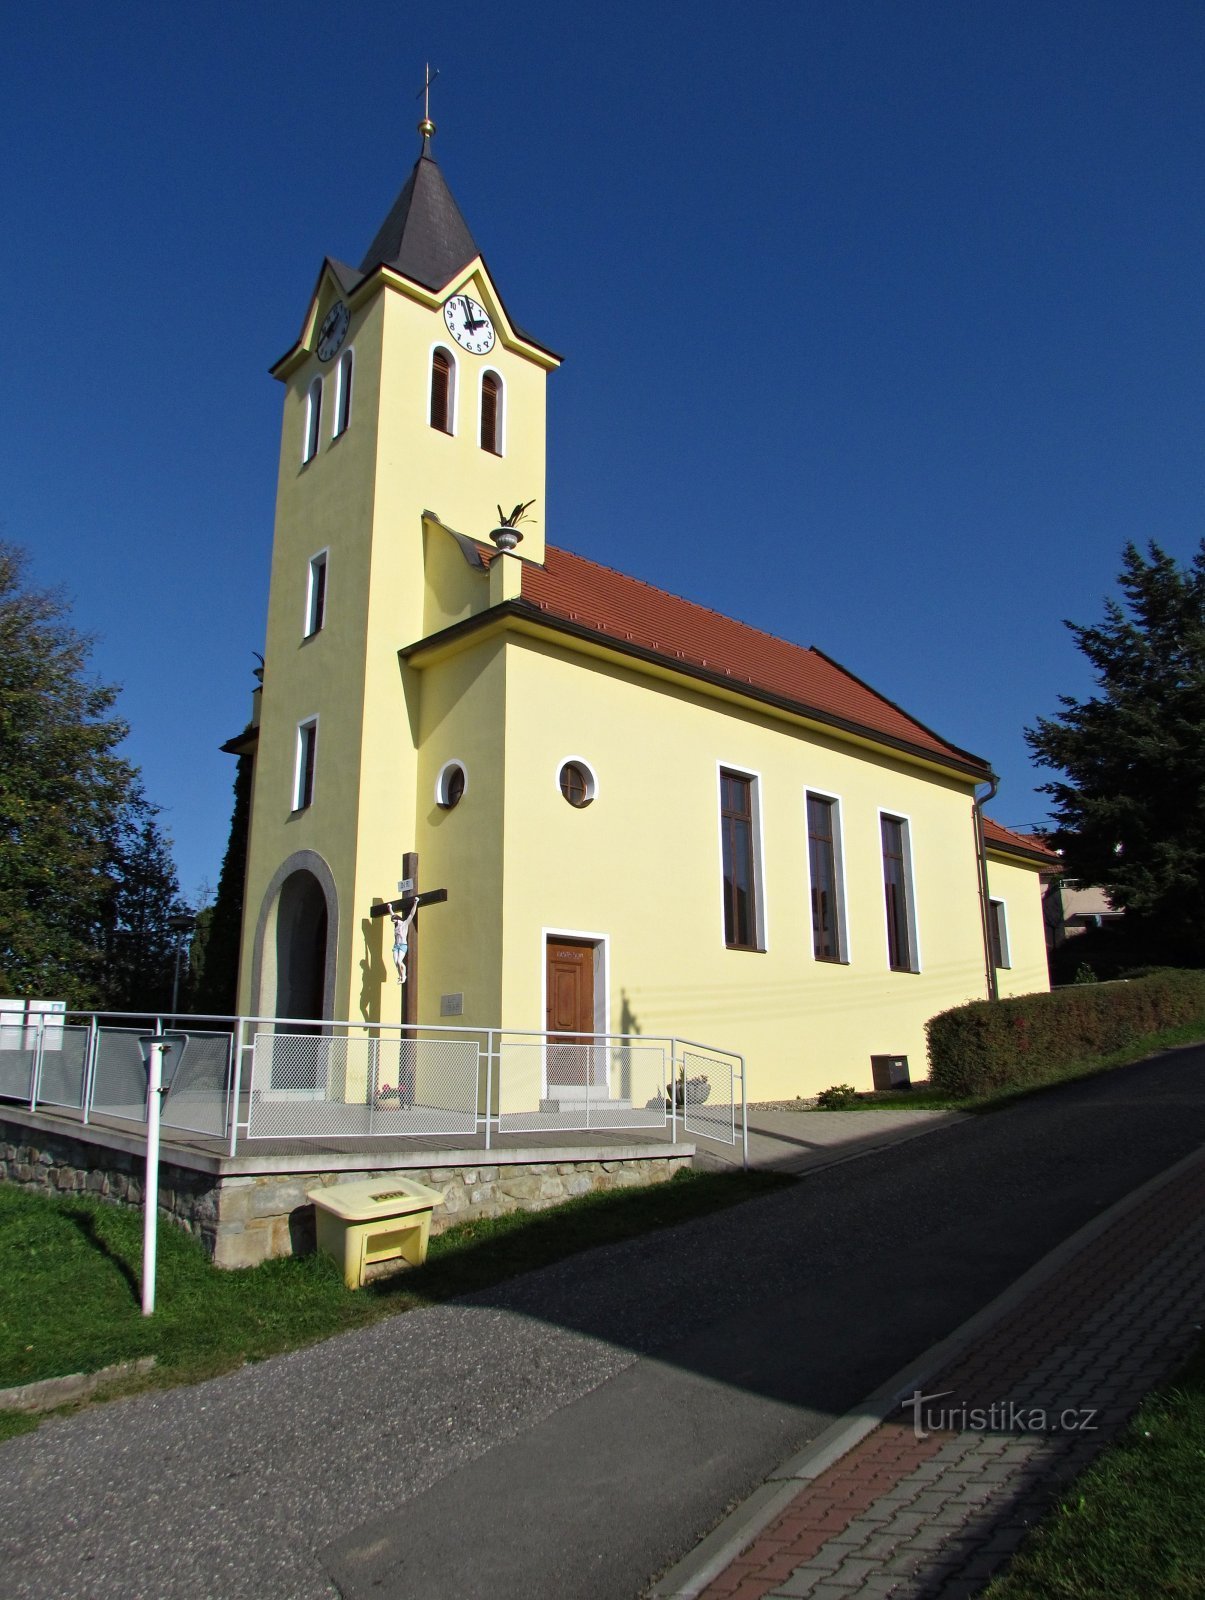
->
[[0, 1118, 223, 1255], [0, 1116, 691, 1270]]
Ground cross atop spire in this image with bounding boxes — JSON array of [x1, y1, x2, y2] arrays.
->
[[416, 63, 439, 148]]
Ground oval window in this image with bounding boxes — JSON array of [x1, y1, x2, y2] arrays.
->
[[558, 760, 595, 808], [436, 762, 466, 809]]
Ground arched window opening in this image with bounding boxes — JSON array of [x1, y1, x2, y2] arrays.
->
[[304, 376, 323, 463], [480, 371, 503, 454], [430, 347, 455, 434], [334, 348, 354, 437]]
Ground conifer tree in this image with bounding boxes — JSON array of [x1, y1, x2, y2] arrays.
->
[[1026, 540, 1205, 965]]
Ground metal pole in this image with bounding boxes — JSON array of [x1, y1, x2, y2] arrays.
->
[[142, 1036, 167, 1316], [227, 1018, 245, 1159], [484, 1031, 493, 1151], [27, 1014, 42, 1113], [669, 1041, 678, 1142], [82, 1013, 99, 1123], [740, 1055, 749, 1172]]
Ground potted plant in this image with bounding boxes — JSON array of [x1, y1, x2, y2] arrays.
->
[[489, 499, 537, 551], [667, 1068, 711, 1108]]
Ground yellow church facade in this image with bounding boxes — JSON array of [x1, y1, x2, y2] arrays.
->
[[231, 125, 1052, 1101]]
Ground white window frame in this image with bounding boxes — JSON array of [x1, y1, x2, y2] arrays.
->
[[479, 367, 505, 455], [428, 342, 458, 435], [333, 346, 354, 438], [878, 808, 921, 973], [989, 898, 1012, 970], [304, 549, 328, 638], [804, 788, 850, 964], [716, 762, 768, 952], [293, 716, 318, 812], [303, 375, 322, 463]]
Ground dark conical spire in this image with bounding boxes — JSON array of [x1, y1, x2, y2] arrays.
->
[[358, 127, 479, 291]]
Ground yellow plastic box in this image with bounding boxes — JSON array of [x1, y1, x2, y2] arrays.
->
[[308, 1177, 444, 1289]]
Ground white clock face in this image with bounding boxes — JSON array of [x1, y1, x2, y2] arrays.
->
[[316, 301, 350, 362], [444, 294, 495, 355]]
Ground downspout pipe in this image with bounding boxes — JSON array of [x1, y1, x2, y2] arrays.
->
[[974, 775, 1000, 1002]]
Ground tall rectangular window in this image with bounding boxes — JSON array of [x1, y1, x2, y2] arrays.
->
[[720, 769, 761, 950], [303, 376, 322, 463], [988, 899, 1011, 969], [807, 792, 845, 961], [881, 814, 917, 972], [305, 552, 327, 637], [294, 719, 317, 811], [334, 348, 353, 437]]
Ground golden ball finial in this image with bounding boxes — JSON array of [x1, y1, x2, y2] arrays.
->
[[418, 117, 436, 140]]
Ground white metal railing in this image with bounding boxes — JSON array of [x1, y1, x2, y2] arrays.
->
[[0, 1010, 748, 1163]]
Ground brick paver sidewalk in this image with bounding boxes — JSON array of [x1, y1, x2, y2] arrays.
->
[[692, 1147, 1205, 1600]]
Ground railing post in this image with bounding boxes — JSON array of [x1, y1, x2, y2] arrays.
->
[[27, 1015, 43, 1113], [669, 1040, 678, 1142], [740, 1055, 749, 1171], [227, 1018, 245, 1159], [82, 1014, 99, 1124], [484, 1031, 494, 1150]]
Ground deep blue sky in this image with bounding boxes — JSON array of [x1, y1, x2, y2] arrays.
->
[[6, 2, 1204, 900]]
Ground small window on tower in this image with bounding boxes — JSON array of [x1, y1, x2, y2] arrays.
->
[[558, 760, 596, 808], [333, 348, 354, 437], [305, 552, 327, 638], [294, 718, 318, 811], [480, 371, 503, 455], [430, 347, 455, 434], [303, 376, 323, 463]]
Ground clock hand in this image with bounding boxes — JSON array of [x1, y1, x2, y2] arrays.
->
[[462, 296, 481, 332]]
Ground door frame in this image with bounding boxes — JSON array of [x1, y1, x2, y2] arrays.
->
[[540, 927, 610, 1095]]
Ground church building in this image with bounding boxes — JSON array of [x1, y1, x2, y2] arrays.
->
[[227, 115, 1054, 1101]]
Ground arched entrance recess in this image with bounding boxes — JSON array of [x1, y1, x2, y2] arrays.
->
[[250, 850, 339, 1022]]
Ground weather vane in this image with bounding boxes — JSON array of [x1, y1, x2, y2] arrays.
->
[[416, 63, 439, 140]]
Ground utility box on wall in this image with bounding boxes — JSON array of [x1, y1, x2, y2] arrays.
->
[[871, 1054, 910, 1091]]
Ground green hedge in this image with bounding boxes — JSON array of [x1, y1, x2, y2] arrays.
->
[[926, 969, 1205, 1098]]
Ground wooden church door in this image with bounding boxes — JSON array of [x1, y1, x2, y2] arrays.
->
[[545, 938, 596, 1088]]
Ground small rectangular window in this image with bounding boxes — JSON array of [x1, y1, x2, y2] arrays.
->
[[881, 814, 918, 971], [988, 899, 1011, 969], [480, 372, 501, 454], [720, 769, 762, 950], [430, 349, 451, 433], [294, 719, 317, 811], [305, 552, 327, 637], [333, 348, 353, 437], [807, 792, 846, 962], [303, 377, 322, 463]]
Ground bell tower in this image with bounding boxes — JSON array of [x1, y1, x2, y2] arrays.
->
[[236, 115, 561, 1022]]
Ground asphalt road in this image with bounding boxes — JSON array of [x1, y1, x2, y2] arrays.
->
[[3, 1046, 1205, 1600]]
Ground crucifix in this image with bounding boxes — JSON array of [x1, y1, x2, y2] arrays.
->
[[370, 851, 448, 1027]]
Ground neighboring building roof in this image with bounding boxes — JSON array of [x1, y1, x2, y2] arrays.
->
[[982, 817, 1061, 866], [510, 543, 992, 775], [358, 136, 480, 290]]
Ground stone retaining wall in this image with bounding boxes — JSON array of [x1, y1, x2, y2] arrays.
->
[[0, 1115, 691, 1269]]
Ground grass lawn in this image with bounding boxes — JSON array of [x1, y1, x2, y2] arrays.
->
[[797, 1018, 1205, 1115], [984, 1334, 1205, 1599], [0, 1165, 790, 1440]]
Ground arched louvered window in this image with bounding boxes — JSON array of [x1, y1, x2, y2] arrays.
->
[[333, 348, 354, 437], [430, 347, 454, 434], [303, 376, 322, 463], [480, 371, 502, 455]]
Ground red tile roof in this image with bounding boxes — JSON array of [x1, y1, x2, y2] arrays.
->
[[518, 544, 989, 773], [982, 817, 1060, 864]]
